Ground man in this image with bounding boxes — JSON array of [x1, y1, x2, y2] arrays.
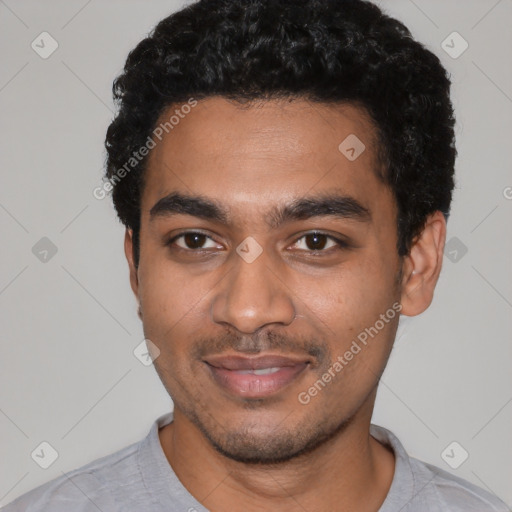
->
[[2, 0, 509, 510]]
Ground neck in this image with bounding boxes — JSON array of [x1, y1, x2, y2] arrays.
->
[[158, 395, 395, 512]]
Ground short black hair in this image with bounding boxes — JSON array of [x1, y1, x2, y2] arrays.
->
[[105, 0, 456, 267]]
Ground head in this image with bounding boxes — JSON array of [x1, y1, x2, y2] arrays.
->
[[105, 0, 455, 464]]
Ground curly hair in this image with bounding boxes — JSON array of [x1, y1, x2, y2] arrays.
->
[[105, 0, 456, 267]]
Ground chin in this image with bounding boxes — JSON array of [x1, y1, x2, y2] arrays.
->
[[191, 410, 355, 465]]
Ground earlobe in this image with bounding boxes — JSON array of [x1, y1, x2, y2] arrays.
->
[[124, 228, 140, 299], [400, 211, 447, 317]]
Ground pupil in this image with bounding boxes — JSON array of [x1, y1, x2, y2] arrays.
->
[[185, 233, 205, 248], [307, 233, 326, 250]]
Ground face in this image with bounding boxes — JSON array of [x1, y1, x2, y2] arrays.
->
[[127, 97, 405, 463]]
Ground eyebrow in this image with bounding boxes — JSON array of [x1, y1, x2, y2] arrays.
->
[[149, 191, 371, 227]]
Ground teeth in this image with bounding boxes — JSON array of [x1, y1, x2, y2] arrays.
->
[[236, 367, 281, 375], [253, 367, 281, 375]]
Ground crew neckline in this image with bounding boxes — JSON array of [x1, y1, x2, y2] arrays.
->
[[138, 412, 414, 512]]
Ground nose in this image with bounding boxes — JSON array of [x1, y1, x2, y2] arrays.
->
[[210, 245, 296, 334]]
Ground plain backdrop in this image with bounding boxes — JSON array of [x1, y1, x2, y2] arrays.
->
[[1, 0, 511, 507]]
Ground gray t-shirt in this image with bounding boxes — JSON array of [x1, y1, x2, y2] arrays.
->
[[1, 412, 508, 511]]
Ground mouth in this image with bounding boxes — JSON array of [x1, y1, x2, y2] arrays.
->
[[203, 354, 312, 399]]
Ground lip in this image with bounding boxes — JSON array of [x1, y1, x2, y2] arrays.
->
[[203, 354, 311, 398]]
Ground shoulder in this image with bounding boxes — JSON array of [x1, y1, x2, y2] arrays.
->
[[0, 440, 141, 512], [370, 424, 509, 512], [410, 457, 510, 512]]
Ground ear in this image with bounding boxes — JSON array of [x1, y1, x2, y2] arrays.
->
[[400, 211, 447, 316], [124, 228, 140, 301]]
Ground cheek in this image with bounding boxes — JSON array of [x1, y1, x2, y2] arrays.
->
[[137, 260, 215, 343], [294, 254, 399, 378], [293, 254, 395, 327]]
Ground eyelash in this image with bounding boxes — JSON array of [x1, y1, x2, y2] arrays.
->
[[165, 231, 349, 254]]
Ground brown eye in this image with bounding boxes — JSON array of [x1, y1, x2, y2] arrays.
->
[[182, 233, 207, 249], [291, 232, 344, 252], [168, 232, 219, 250], [304, 233, 330, 250]]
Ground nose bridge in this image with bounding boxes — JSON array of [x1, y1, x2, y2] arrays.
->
[[210, 242, 296, 333]]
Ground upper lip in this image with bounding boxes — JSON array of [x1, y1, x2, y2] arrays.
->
[[203, 354, 311, 371]]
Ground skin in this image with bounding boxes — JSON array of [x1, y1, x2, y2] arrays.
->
[[124, 97, 446, 511]]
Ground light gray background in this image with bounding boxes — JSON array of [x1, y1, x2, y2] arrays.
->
[[1, 0, 511, 507]]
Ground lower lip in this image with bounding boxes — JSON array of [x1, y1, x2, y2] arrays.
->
[[206, 363, 309, 398]]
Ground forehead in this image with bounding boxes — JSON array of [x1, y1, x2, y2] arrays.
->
[[142, 97, 389, 222]]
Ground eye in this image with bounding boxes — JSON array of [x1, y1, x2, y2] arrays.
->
[[290, 232, 347, 252], [166, 230, 348, 254], [167, 231, 220, 250]]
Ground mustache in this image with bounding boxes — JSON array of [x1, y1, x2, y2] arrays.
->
[[191, 329, 330, 366]]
